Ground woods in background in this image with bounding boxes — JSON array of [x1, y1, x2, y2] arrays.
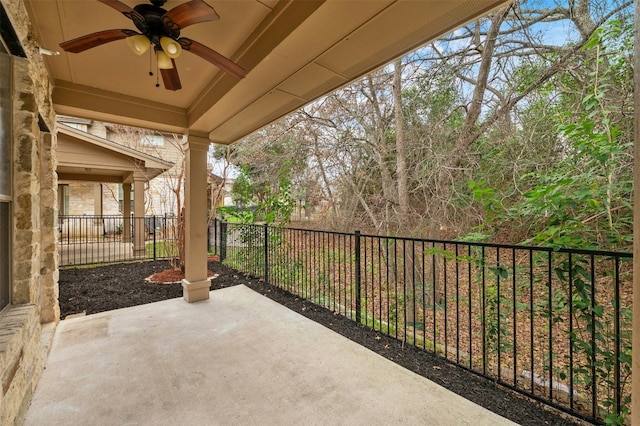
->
[[214, 0, 633, 251]]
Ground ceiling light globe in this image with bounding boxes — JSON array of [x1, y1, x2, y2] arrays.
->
[[160, 37, 182, 59], [126, 35, 150, 56], [156, 50, 174, 69]]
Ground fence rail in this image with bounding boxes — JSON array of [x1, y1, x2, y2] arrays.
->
[[214, 220, 632, 425], [58, 215, 188, 266]]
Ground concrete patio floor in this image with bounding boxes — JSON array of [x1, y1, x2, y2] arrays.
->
[[25, 285, 517, 425]]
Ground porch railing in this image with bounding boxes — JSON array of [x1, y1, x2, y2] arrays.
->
[[213, 220, 632, 425], [58, 215, 183, 266]]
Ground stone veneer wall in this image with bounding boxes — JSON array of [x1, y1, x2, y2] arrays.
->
[[102, 183, 122, 215], [65, 182, 98, 215], [1, 0, 59, 423]]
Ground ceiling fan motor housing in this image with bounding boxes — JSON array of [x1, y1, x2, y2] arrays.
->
[[133, 3, 179, 45]]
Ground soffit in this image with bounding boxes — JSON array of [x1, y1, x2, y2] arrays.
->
[[23, 0, 512, 144]]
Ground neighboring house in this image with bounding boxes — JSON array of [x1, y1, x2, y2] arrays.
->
[[58, 117, 228, 219], [58, 117, 178, 217], [57, 120, 172, 216]]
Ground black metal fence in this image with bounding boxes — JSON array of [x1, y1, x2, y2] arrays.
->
[[212, 220, 632, 425], [58, 215, 183, 266]]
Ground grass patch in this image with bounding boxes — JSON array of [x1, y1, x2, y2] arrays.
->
[[145, 241, 179, 259]]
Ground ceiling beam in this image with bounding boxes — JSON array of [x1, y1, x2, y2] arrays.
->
[[53, 81, 189, 134], [57, 173, 124, 183]]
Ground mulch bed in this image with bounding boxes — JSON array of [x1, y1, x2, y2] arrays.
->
[[59, 260, 586, 426]]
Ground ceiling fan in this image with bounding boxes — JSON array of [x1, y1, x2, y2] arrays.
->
[[59, 0, 246, 91]]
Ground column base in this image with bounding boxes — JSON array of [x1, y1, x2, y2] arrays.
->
[[181, 279, 211, 303]]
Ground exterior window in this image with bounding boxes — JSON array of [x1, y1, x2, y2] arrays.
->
[[0, 52, 9, 195], [58, 184, 69, 215], [118, 184, 123, 212], [117, 184, 134, 213], [64, 122, 88, 132], [0, 203, 9, 309], [141, 135, 164, 147], [0, 47, 11, 311]]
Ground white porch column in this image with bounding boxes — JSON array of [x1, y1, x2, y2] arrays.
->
[[181, 134, 210, 302], [122, 182, 131, 243], [133, 172, 146, 257]]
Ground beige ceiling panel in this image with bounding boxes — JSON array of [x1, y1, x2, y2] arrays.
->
[[25, 0, 271, 108], [269, 0, 393, 67], [182, 0, 273, 51], [23, 1, 69, 79], [257, 0, 279, 9], [189, 50, 305, 133], [316, 1, 503, 78], [278, 63, 346, 101], [208, 90, 300, 144]]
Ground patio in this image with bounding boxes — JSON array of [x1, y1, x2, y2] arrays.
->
[[25, 285, 514, 425]]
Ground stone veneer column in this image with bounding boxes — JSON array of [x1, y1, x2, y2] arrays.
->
[[6, 52, 52, 425], [13, 59, 41, 305], [39, 132, 59, 323], [132, 172, 145, 257], [181, 135, 210, 302]]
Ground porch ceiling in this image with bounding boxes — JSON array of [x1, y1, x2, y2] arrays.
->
[[24, 0, 511, 144]]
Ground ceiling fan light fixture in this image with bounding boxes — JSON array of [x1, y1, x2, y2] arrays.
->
[[160, 36, 182, 58], [126, 34, 150, 56], [156, 50, 174, 69]]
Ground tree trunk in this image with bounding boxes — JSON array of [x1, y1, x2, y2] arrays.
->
[[393, 59, 417, 325]]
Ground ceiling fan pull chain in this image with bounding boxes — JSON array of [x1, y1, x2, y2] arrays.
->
[[149, 48, 153, 76], [155, 61, 160, 88]]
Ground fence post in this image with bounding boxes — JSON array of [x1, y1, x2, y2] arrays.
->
[[264, 223, 269, 284], [153, 215, 157, 260], [220, 221, 227, 261], [355, 230, 361, 323], [212, 217, 218, 254]]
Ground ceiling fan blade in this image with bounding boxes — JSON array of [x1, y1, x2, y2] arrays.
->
[[160, 61, 182, 91], [163, 0, 219, 30], [60, 29, 137, 53], [97, 0, 144, 24], [179, 38, 245, 79]]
